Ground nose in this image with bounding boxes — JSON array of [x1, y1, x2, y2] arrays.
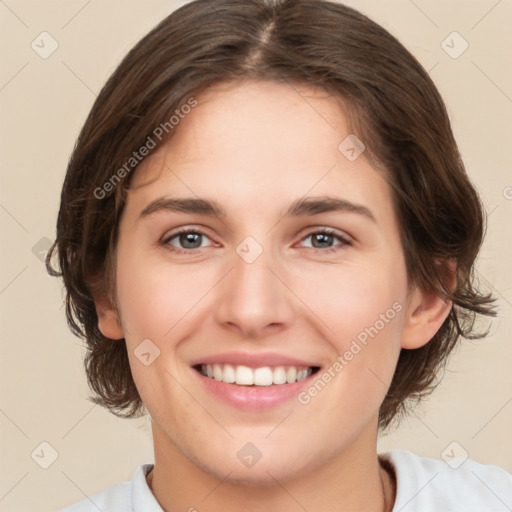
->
[[214, 241, 295, 340]]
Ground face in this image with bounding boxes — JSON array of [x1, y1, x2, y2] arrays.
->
[[100, 80, 417, 484]]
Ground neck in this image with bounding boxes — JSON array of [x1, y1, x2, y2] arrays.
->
[[147, 422, 396, 512]]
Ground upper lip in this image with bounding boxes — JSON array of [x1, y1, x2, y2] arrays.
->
[[190, 351, 320, 369]]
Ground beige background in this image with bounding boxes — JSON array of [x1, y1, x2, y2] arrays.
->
[[0, 1, 511, 510]]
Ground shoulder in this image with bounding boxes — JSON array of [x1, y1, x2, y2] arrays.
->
[[381, 449, 512, 512], [59, 464, 161, 512], [59, 481, 130, 512]]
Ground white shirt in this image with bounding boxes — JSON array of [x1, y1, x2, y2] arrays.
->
[[60, 449, 512, 511]]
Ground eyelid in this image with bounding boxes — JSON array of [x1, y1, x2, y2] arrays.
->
[[296, 226, 352, 248], [161, 226, 216, 249], [161, 225, 352, 254]]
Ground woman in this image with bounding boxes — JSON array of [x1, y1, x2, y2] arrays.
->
[[48, 1, 512, 510]]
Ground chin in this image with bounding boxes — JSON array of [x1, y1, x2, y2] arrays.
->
[[206, 461, 305, 487], [194, 444, 318, 487]]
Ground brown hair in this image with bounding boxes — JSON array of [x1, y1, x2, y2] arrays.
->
[[47, 0, 496, 430]]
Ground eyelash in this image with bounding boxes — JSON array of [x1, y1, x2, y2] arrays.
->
[[162, 227, 352, 255]]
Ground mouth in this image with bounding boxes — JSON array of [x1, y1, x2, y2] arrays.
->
[[193, 363, 321, 386]]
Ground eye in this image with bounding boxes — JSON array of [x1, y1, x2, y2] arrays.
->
[[298, 228, 351, 251], [162, 228, 215, 253], [161, 226, 351, 254]]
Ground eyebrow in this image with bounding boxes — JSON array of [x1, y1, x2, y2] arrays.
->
[[139, 197, 226, 219], [138, 195, 376, 223]]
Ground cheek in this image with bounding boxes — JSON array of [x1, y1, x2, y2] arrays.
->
[[115, 245, 214, 341], [300, 259, 406, 342], [299, 255, 408, 407]]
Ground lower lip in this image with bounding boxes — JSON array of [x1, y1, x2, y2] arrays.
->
[[192, 368, 317, 411]]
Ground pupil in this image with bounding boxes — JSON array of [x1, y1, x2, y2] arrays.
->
[[181, 232, 201, 248], [312, 233, 332, 248]]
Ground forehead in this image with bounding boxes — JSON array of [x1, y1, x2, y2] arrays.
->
[[133, 80, 351, 182], [127, 79, 394, 223]]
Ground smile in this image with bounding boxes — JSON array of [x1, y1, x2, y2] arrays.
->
[[195, 364, 320, 386]]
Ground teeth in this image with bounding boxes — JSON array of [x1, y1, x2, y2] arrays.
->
[[213, 364, 223, 381], [286, 366, 297, 384], [199, 364, 314, 386], [273, 366, 287, 385], [236, 365, 254, 385], [223, 364, 236, 383]]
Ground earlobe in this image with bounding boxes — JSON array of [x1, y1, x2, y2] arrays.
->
[[401, 261, 456, 349], [401, 287, 453, 349], [94, 295, 124, 340]]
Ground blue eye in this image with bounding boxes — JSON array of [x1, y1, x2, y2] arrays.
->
[[162, 227, 350, 255], [163, 229, 213, 251], [299, 229, 351, 250]]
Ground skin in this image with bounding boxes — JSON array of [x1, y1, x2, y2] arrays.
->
[[95, 79, 452, 512]]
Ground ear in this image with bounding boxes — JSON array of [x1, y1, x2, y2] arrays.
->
[[401, 261, 456, 350], [94, 294, 124, 340]]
